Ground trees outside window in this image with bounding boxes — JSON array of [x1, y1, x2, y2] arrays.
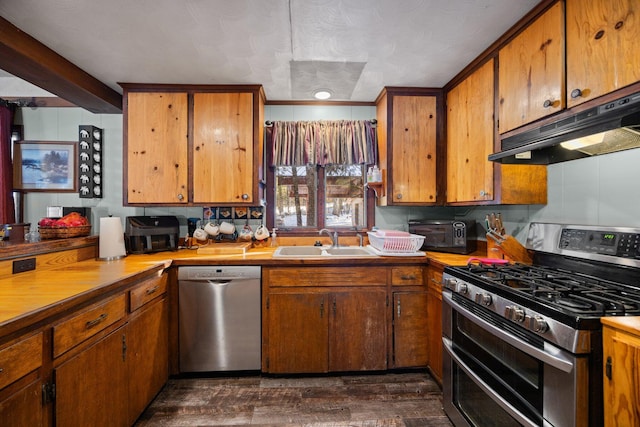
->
[[273, 164, 368, 231]]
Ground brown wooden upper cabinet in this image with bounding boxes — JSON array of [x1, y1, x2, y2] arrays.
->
[[566, 0, 640, 108], [125, 91, 189, 204], [446, 59, 547, 205], [376, 88, 440, 206], [498, 1, 564, 134], [122, 84, 265, 206], [498, 0, 640, 134], [192, 92, 255, 204]]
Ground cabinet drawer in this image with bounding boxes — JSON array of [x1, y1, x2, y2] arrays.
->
[[53, 294, 126, 358], [0, 332, 43, 390], [130, 274, 167, 312], [391, 267, 424, 286], [267, 267, 387, 287]]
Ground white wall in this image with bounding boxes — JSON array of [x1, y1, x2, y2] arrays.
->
[[14, 105, 640, 241]]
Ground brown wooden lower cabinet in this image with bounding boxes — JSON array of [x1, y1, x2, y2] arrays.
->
[[264, 265, 432, 374], [329, 290, 387, 372], [266, 288, 387, 373], [0, 378, 45, 427], [426, 266, 444, 383], [55, 326, 129, 427], [602, 321, 640, 427], [392, 291, 428, 368], [126, 297, 169, 425], [264, 266, 389, 374], [0, 270, 169, 427]]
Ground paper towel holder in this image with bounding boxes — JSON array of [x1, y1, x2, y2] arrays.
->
[[98, 216, 127, 261]]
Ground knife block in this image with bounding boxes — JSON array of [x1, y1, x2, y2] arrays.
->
[[486, 234, 533, 264]]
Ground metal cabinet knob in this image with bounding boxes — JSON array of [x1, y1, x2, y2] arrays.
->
[[396, 193, 403, 200], [570, 88, 583, 99], [543, 99, 554, 108], [177, 193, 184, 201], [241, 194, 249, 200]]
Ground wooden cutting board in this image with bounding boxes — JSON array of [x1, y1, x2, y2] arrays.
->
[[196, 242, 252, 255]]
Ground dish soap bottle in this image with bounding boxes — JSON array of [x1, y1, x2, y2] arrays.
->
[[270, 227, 278, 247]]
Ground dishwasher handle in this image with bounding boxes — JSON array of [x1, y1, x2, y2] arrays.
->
[[206, 280, 231, 285]]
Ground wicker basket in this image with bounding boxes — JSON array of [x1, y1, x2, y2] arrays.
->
[[367, 231, 425, 254], [39, 225, 91, 239]]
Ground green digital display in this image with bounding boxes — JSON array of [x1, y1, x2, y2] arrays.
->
[[601, 233, 616, 246]]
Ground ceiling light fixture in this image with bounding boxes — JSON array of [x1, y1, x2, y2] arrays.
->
[[313, 90, 331, 100]]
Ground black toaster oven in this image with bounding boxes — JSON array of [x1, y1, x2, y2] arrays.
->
[[408, 219, 476, 254]]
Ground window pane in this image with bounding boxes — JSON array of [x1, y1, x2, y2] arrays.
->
[[275, 166, 317, 228], [325, 165, 365, 228]]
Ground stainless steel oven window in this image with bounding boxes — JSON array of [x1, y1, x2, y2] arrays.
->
[[443, 292, 587, 427]]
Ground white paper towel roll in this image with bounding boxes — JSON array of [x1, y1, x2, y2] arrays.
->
[[99, 216, 126, 260]]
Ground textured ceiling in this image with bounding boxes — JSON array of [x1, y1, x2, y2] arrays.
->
[[0, 0, 539, 102]]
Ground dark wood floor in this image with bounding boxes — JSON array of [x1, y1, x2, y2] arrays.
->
[[135, 371, 454, 426]]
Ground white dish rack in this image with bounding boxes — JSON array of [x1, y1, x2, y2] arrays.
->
[[367, 231, 425, 254]]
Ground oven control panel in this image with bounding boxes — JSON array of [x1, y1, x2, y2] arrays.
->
[[559, 228, 640, 258]]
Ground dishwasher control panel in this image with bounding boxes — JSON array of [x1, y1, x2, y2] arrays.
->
[[178, 266, 261, 281]]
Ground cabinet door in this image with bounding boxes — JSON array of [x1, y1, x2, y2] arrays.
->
[[126, 92, 189, 204], [329, 289, 387, 371], [193, 92, 254, 204], [498, 2, 564, 133], [603, 326, 640, 427], [127, 298, 169, 425], [55, 326, 128, 427], [0, 379, 44, 427], [446, 59, 495, 203], [267, 292, 328, 373], [391, 95, 437, 204], [392, 291, 428, 368], [567, 0, 640, 108], [427, 267, 443, 383]]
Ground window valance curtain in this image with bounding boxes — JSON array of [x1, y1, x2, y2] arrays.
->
[[269, 120, 377, 166]]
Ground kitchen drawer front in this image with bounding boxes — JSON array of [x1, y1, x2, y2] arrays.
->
[[129, 274, 167, 312], [266, 267, 387, 287], [53, 294, 126, 358], [391, 266, 425, 286], [0, 332, 43, 390]]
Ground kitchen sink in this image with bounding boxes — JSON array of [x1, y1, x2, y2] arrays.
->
[[272, 246, 378, 258]]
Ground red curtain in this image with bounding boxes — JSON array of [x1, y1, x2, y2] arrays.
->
[[0, 103, 16, 224]]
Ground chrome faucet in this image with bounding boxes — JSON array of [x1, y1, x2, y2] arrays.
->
[[319, 228, 339, 248]]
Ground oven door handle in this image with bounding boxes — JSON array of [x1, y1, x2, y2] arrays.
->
[[443, 337, 539, 427], [444, 292, 574, 373]]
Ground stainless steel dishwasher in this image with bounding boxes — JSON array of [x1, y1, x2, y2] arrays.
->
[[178, 265, 261, 372]]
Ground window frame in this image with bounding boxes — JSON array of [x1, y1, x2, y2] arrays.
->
[[265, 163, 376, 236]]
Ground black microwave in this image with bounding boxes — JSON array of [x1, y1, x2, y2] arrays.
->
[[408, 219, 477, 254]]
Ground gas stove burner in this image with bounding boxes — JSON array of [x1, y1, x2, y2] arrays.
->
[[556, 296, 597, 312]]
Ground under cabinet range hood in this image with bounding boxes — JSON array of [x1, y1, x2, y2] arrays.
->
[[489, 90, 640, 164]]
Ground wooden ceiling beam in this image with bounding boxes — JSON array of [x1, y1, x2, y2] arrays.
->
[[0, 16, 122, 114]]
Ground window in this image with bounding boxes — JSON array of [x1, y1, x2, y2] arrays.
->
[[266, 119, 377, 233], [272, 164, 368, 231]]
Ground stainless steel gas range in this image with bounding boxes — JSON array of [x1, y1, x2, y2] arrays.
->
[[442, 222, 640, 427]]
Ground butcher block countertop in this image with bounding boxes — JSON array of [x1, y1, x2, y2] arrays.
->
[[601, 316, 640, 335], [0, 240, 482, 341]]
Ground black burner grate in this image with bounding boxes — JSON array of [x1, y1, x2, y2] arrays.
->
[[451, 263, 640, 317]]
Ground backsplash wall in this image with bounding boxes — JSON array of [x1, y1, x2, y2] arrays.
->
[[14, 105, 640, 242]]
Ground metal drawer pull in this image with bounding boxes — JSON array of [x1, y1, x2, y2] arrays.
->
[[145, 285, 159, 295], [0, 368, 3, 373], [85, 313, 108, 329], [401, 274, 416, 280]]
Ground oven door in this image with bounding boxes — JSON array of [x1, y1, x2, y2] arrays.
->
[[442, 291, 589, 427]]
